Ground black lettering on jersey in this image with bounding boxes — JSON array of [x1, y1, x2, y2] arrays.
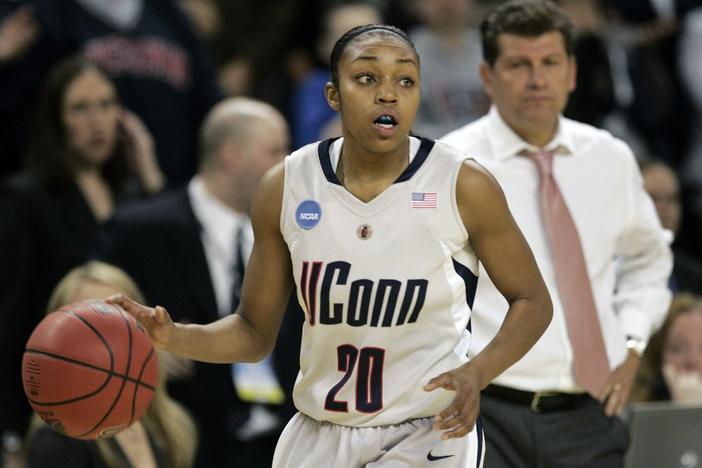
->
[[301, 261, 324, 325], [304, 261, 428, 327], [320, 261, 350, 324], [347, 279, 372, 327], [396, 279, 428, 325], [372, 280, 401, 327]]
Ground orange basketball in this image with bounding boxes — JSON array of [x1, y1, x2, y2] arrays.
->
[[22, 300, 159, 439]]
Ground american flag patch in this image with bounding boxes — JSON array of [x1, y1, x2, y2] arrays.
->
[[411, 192, 438, 208]]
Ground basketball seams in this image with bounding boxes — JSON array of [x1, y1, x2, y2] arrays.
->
[[62, 310, 116, 374], [123, 309, 136, 427], [23, 348, 157, 402], [131, 345, 157, 425], [76, 306, 136, 438], [23, 349, 115, 405]]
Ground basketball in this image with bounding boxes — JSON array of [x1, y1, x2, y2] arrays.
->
[[22, 300, 159, 440]]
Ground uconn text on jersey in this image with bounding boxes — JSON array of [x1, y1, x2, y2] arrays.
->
[[300, 261, 428, 327]]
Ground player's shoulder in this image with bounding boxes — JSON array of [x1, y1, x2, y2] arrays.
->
[[280, 140, 323, 188], [456, 157, 500, 195], [284, 138, 355, 190], [428, 137, 470, 161], [286, 140, 324, 163]]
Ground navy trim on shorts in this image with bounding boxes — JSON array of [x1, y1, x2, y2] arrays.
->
[[317, 137, 435, 185], [476, 415, 484, 468]]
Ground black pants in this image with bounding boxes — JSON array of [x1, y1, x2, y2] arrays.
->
[[481, 392, 630, 468]]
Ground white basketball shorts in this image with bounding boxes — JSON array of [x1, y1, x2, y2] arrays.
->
[[272, 412, 485, 467]]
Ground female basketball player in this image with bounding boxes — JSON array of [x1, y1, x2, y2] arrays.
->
[[110, 24, 553, 467]]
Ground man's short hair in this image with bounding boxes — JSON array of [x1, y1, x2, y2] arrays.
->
[[480, 0, 575, 67]]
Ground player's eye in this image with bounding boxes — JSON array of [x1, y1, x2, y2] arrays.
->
[[356, 73, 375, 85], [399, 77, 414, 88]]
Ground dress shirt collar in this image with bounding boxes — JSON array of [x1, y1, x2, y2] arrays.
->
[[188, 176, 246, 252], [486, 105, 576, 161]]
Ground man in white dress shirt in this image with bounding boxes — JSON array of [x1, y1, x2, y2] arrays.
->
[[441, 1, 672, 466]]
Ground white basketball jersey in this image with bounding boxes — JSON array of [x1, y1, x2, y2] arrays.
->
[[281, 136, 479, 427]]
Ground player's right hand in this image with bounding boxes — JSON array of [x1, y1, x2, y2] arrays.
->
[[107, 294, 175, 349], [424, 362, 482, 439]]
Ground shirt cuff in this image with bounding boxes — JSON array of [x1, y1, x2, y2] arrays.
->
[[618, 307, 655, 342]]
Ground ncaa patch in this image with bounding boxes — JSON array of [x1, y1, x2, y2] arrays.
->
[[296, 200, 322, 229]]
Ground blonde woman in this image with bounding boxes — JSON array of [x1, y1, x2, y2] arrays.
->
[[25, 261, 196, 468]]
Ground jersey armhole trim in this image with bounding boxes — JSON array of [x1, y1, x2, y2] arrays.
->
[[452, 156, 471, 243], [280, 156, 293, 238]]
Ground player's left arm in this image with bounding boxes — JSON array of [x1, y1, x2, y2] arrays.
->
[[425, 159, 552, 439]]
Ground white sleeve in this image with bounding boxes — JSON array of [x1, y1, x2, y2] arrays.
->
[[613, 147, 673, 341]]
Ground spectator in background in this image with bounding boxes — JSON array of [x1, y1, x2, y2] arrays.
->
[[207, 0, 303, 109], [97, 97, 298, 468], [603, 0, 702, 24], [24, 261, 198, 468], [0, 0, 222, 186], [605, 0, 689, 165], [560, 0, 617, 128], [409, 0, 489, 138], [641, 159, 702, 294], [290, 1, 382, 149], [560, 0, 702, 171], [0, 2, 40, 177], [631, 293, 702, 404], [564, 0, 702, 260], [0, 56, 163, 461], [177, 0, 221, 42]]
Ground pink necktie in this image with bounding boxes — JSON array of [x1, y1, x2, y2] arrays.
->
[[525, 149, 610, 397]]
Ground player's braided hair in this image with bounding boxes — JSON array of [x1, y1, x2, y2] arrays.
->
[[329, 24, 418, 87]]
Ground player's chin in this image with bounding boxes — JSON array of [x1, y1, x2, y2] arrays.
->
[[366, 130, 409, 152]]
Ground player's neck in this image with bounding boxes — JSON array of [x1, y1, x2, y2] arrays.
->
[[335, 138, 409, 202]]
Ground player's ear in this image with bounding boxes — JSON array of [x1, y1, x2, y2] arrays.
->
[[325, 82, 340, 112]]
